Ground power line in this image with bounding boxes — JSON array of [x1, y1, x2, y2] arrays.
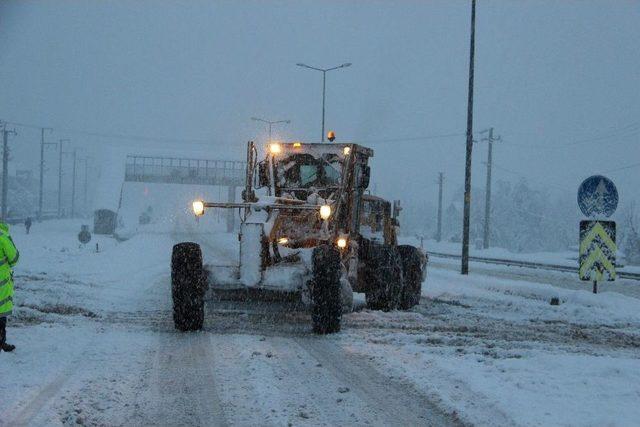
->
[[491, 163, 572, 192], [2, 117, 637, 154], [602, 162, 640, 174], [2, 117, 468, 147], [1, 119, 217, 145], [502, 123, 639, 150], [358, 132, 465, 144]]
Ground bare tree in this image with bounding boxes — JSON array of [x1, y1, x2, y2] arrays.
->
[[621, 202, 640, 265]]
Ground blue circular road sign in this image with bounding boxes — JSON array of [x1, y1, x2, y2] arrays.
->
[[577, 175, 618, 218]]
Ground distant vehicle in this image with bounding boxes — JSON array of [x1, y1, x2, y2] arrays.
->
[[94, 209, 117, 235], [139, 206, 153, 225], [171, 139, 427, 334]]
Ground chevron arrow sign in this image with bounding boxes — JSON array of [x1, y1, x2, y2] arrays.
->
[[579, 220, 616, 281]]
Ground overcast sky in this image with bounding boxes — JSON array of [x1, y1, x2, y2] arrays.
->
[[1, 0, 638, 212]]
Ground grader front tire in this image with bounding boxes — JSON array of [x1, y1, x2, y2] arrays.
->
[[365, 245, 404, 312], [397, 245, 424, 309], [311, 244, 342, 334], [171, 242, 206, 332]]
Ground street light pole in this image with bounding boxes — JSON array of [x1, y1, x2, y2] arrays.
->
[[321, 70, 326, 141], [461, 0, 476, 275], [250, 117, 291, 143], [296, 62, 352, 141]]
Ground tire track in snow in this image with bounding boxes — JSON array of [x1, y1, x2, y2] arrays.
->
[[6, 372, 74, 426], [4, 333, 101, 426], [147, 332, 228, 427], [294, 337, 463, 427]]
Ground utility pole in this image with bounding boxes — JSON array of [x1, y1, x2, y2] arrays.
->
[[436, 172, 444, 242], [38, 127, 52, 221], [83, 158, 88, 213], [58, 139, 70, 217], [1, 126, 17, 220], [461, 0, 476, 275], [77, 157, 89, 216], [71, 149, 77, 218], [481, 127, 501, 249]]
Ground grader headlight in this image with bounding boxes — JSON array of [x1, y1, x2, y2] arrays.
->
[[269, 142, 282, 155], [192, 200, 205, 216], [319, 205, 332, 220]]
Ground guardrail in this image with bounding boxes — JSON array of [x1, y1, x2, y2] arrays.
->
[[426, 251, 640, 281]]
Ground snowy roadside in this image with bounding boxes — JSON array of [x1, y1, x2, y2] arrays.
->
[[401, 237, 640, 275], [429, 255, 640, 299], [338, 268, 640, 426]]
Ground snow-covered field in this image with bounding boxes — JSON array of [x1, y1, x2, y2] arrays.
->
[[2, 219, 640, 426]]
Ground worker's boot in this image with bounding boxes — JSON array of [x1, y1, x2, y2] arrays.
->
[[1, 342, 15, 352]]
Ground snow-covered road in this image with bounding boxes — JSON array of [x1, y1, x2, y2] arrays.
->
[[2, 219, 640, 426], [1, 220, 456, 426]]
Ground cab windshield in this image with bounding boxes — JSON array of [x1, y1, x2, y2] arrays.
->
[[276, 153, 343, 189]]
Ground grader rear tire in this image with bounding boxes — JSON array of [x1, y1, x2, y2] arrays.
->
[[311, 244, 342, 334], [365, 245, 404, 311], [171, 242, 206, 331], [397, 245, 424, 309]]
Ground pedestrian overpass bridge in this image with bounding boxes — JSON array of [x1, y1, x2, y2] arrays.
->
[[123, 155, 246, 231], [124, 155, 246, 187]]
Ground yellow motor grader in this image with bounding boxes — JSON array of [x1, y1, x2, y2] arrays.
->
[[171, 138, 427, 334]]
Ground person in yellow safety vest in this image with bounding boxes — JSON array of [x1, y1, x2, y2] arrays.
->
[[0, 222, 19, 352]]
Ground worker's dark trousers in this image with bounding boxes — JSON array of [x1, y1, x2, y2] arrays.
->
[[0, 316, 6, 345]]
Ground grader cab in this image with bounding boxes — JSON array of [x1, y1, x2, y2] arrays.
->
[[171, 139, 427, 334]]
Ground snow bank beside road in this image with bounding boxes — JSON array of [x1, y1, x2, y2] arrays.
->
[[341, 267, 640, 426], [426, 268, 640, 326]]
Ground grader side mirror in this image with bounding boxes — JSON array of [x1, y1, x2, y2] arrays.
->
[[392, 200, 402, 219], [360, 166, 371, 189], [258, 160, 269, 188]]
